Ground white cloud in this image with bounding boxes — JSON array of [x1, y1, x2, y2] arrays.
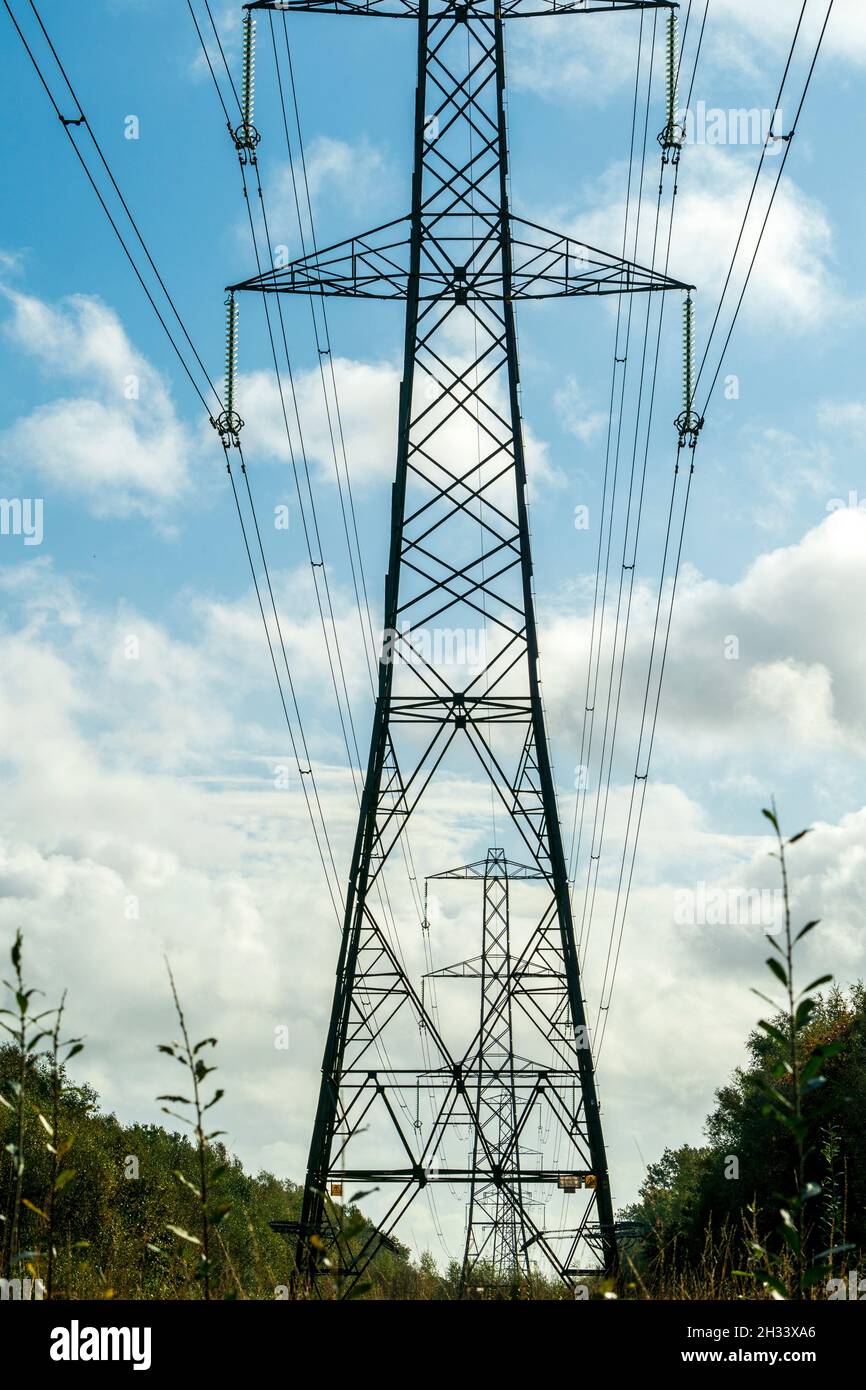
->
[[263, 137, 394, 249], [239, 351, 564, 493], [1, 556, 864, 1245], [304, 135, 390, 210], [188, 2, 240, 84], [543, 508, 866, 769], [710, 0, 866, 71], [734, 426, 833, 531], [240, 357, 399, 486], [510, 13, 644, 106], [588, 782, 866, 1204], [512, 0, 866, 110], [564, 145, 837, 332], [554, 375, 609, 445], [0, 290, 198, 523], [817, 399, 866, 433]]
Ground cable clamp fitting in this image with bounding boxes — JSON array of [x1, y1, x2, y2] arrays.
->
[[211, 410, 244, 450], [675, 408, 704, 450]]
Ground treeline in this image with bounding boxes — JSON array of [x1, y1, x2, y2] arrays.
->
[[0, 1043, 431, 1299], [621, 986, 865, 1297]]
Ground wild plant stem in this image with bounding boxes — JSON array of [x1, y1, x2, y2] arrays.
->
[[772, 802, 804, 1298], [165, 963, 210, 1300], [45, 992, 66, 1300], [3, 939, 27, 1278]]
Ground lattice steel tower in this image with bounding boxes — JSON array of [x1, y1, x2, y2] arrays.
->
[[235, 0, 685, 1291], [426, 849, 542, 1290]]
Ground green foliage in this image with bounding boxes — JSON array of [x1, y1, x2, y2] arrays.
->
[[739, 805, 850, 1297], [156, 961, 231, 1299], [623, 805, 864, 1299], [0, 1042, 460, 1299]]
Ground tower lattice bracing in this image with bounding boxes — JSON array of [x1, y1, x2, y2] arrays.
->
[[236, 0, 685, 1291], [427, 850, 539, 1290]]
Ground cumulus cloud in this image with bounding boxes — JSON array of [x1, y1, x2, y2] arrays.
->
[[1, 557, 864, 1241], [240, 357, 400, 486], [511, 0, 864, 109], [261, 136, 396, 253], [554, 375, 609, 446], [510, 12, 642, 107], [562, 145, 837, 332], [710, 0, 866, 72], [239, 350, 563, 493], [587, 781, 866, 1204], [542, 508, 866, 773], [0, 290, 198, 523]]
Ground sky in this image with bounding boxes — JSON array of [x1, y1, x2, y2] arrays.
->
[[1, 0, 865, 1272]]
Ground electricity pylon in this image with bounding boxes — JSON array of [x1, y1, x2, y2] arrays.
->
[[425, 849, 539, 1292], [234, 0, 685, 1292]]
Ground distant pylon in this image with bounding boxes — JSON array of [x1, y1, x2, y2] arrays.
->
[[426, 849, 538, 1293]]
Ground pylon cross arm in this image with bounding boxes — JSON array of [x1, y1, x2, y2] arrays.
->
[[229, 214, 689, 300], [248, 1, 674, 18]]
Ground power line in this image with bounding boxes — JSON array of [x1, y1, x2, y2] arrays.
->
[[5, 0, 220, 416], [593, 0, 835, 1055], [5, 0, 349, 922]]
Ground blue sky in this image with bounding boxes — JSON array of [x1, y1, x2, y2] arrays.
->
[[2, 0, 865, 1269]]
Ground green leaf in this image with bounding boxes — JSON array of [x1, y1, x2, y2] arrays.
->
[[764, 1086, 794, 1111], [802, 1076, 827, 1095], [756, 1017, 789, 1039], [762, 807, 779, 831], [53, 1169, 76, 1193], [65, 1042, 84, 1062], [787, 829, 811, 845], [166, 1225, 201, 1246], [766, 957, 788, 988], [21, 1199, 48, 1221], [801, 975, 833, 994], [194, 1038, 218, 1054], [759, 1273, 789, 1300], [156, 1094, 191, 1105], [348, 1188, 379, 1205], [814, 1243, 856, 1260], [346, 1281, 373, 1300], [204, 1089, 225, 1111], [795, 920, 820, 943], [801, 1053, 826, 1083], [160, 1108, 192, 1127], [172, 1171, 201, 1198], [751, 990, 780, 1010], [794, 998, 816, 1029]]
